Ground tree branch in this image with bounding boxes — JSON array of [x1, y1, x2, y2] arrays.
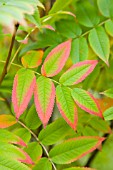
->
[[0, 23, 19, 86]]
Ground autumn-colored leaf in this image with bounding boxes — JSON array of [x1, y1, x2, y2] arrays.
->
[[96, 97, 113, 112], [12, 68, 36, 119], [0, 114, 17, 128], [56, 85, 78, 130], [34, 76, 55, 127], [59, 60, 98, 86], [41, 39, 71, 77], [71, 88, 103, 118], [21, 50, 43, 68]]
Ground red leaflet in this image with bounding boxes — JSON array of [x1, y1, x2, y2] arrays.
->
[[34, 76, 55, 127], [12, 69, 36, 119], [41, 39, 71, 77]]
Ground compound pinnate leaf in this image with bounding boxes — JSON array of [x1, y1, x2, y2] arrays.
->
[[49, 136, 105, 164], [12, 68, 36, 119], [0, 114, 17, 128], [56, 85, 78, 130], [41, 40, 71, 77], [34, 76, 55, 127], [21, 50, 43, 68], [59, 60, 98, 86], [88, 26, 110, 65], [71, 88, 103, 118]]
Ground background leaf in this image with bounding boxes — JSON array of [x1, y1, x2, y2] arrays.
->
[[88, 26, 110, 64], [70, 37, 88, 64]]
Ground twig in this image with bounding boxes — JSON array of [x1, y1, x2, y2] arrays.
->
[[0, 23, 19, 86], [18, 120, 57, 170], [7, 26, 37, 71]]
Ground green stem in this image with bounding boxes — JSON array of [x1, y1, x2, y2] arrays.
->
[[18, 120, 57, 170], [7, 26, 37, 71]]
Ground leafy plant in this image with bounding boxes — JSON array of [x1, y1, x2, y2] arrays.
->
[[0, 0, 113, 169]]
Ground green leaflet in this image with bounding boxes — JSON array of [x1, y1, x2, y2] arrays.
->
[[101, 88, 113, 98], [49, 136, 104, 164], [88, 26, 110, 65], [70, 37, 88, 64], [38, 118, 73, 145], [24, 142, 42, 163], [105, 20, 113, 37], [0, 156, 30, 170], [71, 88, 102, 118], [25, 104, 41, 130], [41, 40, 71, 77], [76, 1, 100, 27], [34, 76, 55, 127], [59, 60, 97, 86], [56, 86, 78, 130], [33, 158, 52, 170], [97, 0, 113, 18], [21, 50, 43, 68], [103, 107, 113, 120], [55, 19, 82, 39]]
